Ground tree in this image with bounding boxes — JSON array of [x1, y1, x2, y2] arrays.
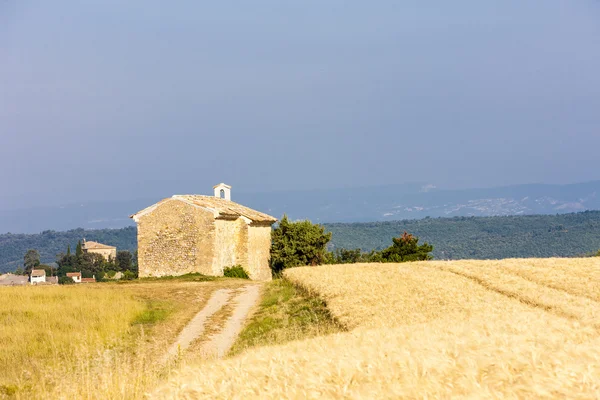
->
[[78, 252, 105, 276], [58, 276, 75, 285], [115, 251, 133, 272], [329, 248, 365, 264], [38, 264, 57, 276], [270, 215, 332, 274], [379, 232, 433, 262], [23, 249, 41, 274], [75, 240, 83, 258], [131, 250, 139, 277]]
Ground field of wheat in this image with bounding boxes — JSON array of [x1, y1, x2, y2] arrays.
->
[[0, 285, 144, 398], [0, 279, 249, 399], [154, 258, 600, 399]]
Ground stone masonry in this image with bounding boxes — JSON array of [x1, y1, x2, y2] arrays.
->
[[130, 184, 276, 280]]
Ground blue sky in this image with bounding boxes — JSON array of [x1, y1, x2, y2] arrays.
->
[[1, 1, 599, 210]]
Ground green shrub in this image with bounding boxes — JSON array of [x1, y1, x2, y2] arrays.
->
[[122, 270, 136, 280], [270, 215, 332, 274], [58, 276, 75, 285], [96, 271, 106, 281], [379, 232, 433, 262], [223, 265, 250, 279]]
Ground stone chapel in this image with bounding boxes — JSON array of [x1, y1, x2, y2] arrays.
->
[[130, 183, 276, 280]]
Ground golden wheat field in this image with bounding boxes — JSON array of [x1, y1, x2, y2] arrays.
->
[[154, 258, 600, 399], [0, 279, 249, 399], [0, 285, 145, 398]]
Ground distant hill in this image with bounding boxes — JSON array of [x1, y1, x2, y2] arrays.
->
[[326, 211, 600, 260], [2, 181, 600, 233], [2, 211, 600, 273], [0, 227, 137, 273]]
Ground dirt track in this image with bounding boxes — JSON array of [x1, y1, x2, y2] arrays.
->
[[163, 284, 260, 363]]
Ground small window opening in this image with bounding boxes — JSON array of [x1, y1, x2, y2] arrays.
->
[[220, 189, 225, 199]]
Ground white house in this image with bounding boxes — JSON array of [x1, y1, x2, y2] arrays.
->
[[67, 272, 82, 283], [30, 269, 46, 285]]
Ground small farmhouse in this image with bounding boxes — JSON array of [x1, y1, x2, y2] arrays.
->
[[130, 183, 277, 280], [30, 269, 46, 285], [67, 272, 82, 283], [65, 272, 95, 283], [82, 240, 117, 260]]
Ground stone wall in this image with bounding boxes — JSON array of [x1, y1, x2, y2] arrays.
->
[[137, 200, 215, 277], [135, 198, 273, 280], [213, 217, 248, 275], [247, 224, 273, 281], [86, 248, 117, 261]]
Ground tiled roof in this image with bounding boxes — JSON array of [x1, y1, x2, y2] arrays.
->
[[66, 272, 82, 277], [130, 195, 277, 224], [30, 269, 46, 277], [81, 278, 96, 283], [82, 241, 116, 250]]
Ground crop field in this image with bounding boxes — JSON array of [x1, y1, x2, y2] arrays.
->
[[0, 278, 249, 399], [154, 258, 600, 399], [0, 285, 144, 398]]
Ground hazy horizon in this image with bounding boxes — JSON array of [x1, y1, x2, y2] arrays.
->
[[2, 1, 600, 211], [3, 178, 600, 212]]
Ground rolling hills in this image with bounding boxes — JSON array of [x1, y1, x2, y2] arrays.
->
[[0, 227, 137, 273], [2, 180, 600, 233], [2, 211, 600, 273], [326, 210, 600, 259]]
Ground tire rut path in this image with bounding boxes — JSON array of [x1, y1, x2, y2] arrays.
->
[[199, 284, 260, 359], [163, 288, 232, 363], [163, 284, 260, 363]]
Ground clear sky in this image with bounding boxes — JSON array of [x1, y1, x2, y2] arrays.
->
[[1, 1, 599, 210]]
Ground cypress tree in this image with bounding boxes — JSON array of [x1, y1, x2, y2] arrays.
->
[[76, 240, 83, 258]]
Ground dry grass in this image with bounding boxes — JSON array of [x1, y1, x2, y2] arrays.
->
[[153, 259, 600, 399], [0, 285, 144, 398], [0, 279, 249, 399], [228, 279, 343, 356]]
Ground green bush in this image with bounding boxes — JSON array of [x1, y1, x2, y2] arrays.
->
[[270, 215, 332, 274], [122, 270, 136, 280], [379, 232, 433, 262], [58, 276, 75, 285], [223, 265, 250, 279], [325, 232, 433, 264]]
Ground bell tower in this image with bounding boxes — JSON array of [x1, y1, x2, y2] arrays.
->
[[213, 183, 231, 201]]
